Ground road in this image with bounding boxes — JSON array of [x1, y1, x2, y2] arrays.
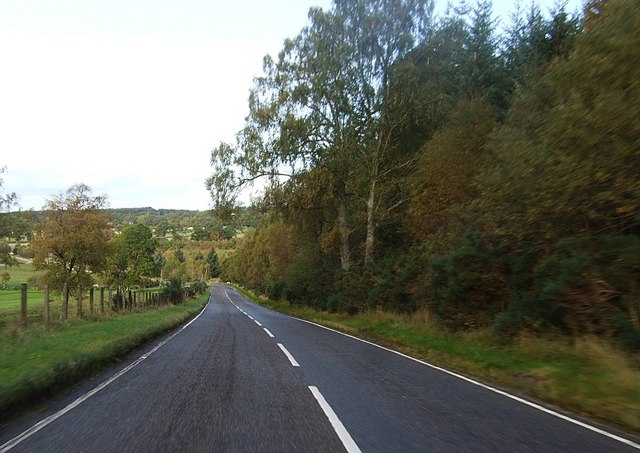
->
[[1, 285, 639, 452]]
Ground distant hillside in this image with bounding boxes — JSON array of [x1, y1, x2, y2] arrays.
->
[[1, 207, 261, 241], [105, 207, 210, 230]]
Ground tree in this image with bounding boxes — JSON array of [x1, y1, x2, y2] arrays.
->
[[106, 223, 158, 289], [479, 0, 640, 245], [155, 220, 173, 237], [342, 0, 435, 265], [0, 166, 16, 213], [461, 0, 510, 114], [503, 1, 581, 92], [208, 249, 220, 278], [215, 3, 361, 270], [406, 97, 497, 241], [0, 167, 18, 267], [32, 184, 112, 288], [190, 228, 210, 241], [207, 0, 433, 270], [162, 248, 188, 282], [0, 241, 14, 267], [154, 251, 166, 283]]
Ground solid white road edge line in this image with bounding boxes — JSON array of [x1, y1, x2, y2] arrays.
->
[[309, 386, 362, 453], [277, 343, 300, 367], [221, 285, 640, 449], [0, 302, 210, 453], [263, 328, 275, 338], [295, 318, 640, 450]]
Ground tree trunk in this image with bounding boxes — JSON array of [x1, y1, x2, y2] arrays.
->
[[337, 186, 351, 271], [364, 176, 377, 266]]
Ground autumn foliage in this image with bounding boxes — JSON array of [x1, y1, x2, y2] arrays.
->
[[32, 184, 112, 288], [212, 0, 640, 349]]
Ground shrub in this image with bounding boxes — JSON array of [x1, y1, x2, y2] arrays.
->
[[163, 278, 184, 304], [532, 236, 640, 336], [613, 314, 640, 352], [190, 281, 209, 295], [284, 247, 332, 307], [430, 234, 509, 330], [365, 250, 425, 314]]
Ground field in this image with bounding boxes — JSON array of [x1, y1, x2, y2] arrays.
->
[[0, 262, 46, 326], [0, 263, 45, 324], [0, 289, 45, 310], [0, 262, 43, 288]]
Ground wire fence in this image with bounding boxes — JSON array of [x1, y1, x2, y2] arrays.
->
[[0, 284, 199, 332]]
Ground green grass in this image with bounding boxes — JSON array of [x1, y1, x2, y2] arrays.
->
[[0, 289, 45, 311], [0, 287, 168, 327], [0, 289, 95, 328], [0, 293, 209, 420], [233, 286, 640, 434], [0, 263, 42, 287]]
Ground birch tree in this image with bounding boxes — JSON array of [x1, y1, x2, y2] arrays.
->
[[207, 0, 433, 269]]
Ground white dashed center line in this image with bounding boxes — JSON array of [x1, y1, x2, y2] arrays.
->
[[309, 386, 362, 453], [277, 343, 300, 367]]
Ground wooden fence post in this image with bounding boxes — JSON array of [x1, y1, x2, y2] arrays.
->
[[77, 286, 83, 318], [128, 290, 132, 310], [63, 284, 69, 321], [20, 283, 27, 329], [100, 287, 105, 314], [43, 285, 50, 324], [89, 287, 95, 315], [108, 288, 113, 313]]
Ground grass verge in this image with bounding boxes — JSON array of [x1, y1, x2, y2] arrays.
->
[[232, 285, 640, 435], [0, 293, 209, 421]]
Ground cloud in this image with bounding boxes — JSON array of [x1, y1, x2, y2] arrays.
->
[[0, 0, 355, 211], [0, 32, 262, 210]]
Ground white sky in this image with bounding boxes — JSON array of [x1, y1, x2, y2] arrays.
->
[[0, 0, 583, 211]]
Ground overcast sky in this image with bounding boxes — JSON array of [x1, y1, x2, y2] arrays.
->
[[1, 0, 583, 211]]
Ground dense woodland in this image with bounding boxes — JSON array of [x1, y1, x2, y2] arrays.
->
[[206, 0, 640, 349]]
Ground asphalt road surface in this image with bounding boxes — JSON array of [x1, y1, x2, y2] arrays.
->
[[1, 285, 639, 452]]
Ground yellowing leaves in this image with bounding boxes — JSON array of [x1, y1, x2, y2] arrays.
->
[[406, 97, 496, 241]]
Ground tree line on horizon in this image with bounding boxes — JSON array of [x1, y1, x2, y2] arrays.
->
[[206, 0, 640, 349], [0, 183, 229, 293]]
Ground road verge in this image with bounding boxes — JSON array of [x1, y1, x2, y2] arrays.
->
[[230, 285, 640, 435], [0, 293, 209, 422]]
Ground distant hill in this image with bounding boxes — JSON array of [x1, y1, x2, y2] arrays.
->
[[104, 207, 210, 230], [1, 206, 261, 241]]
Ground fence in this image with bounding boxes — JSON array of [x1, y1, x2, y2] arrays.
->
[[0, 284, 187, 331]]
